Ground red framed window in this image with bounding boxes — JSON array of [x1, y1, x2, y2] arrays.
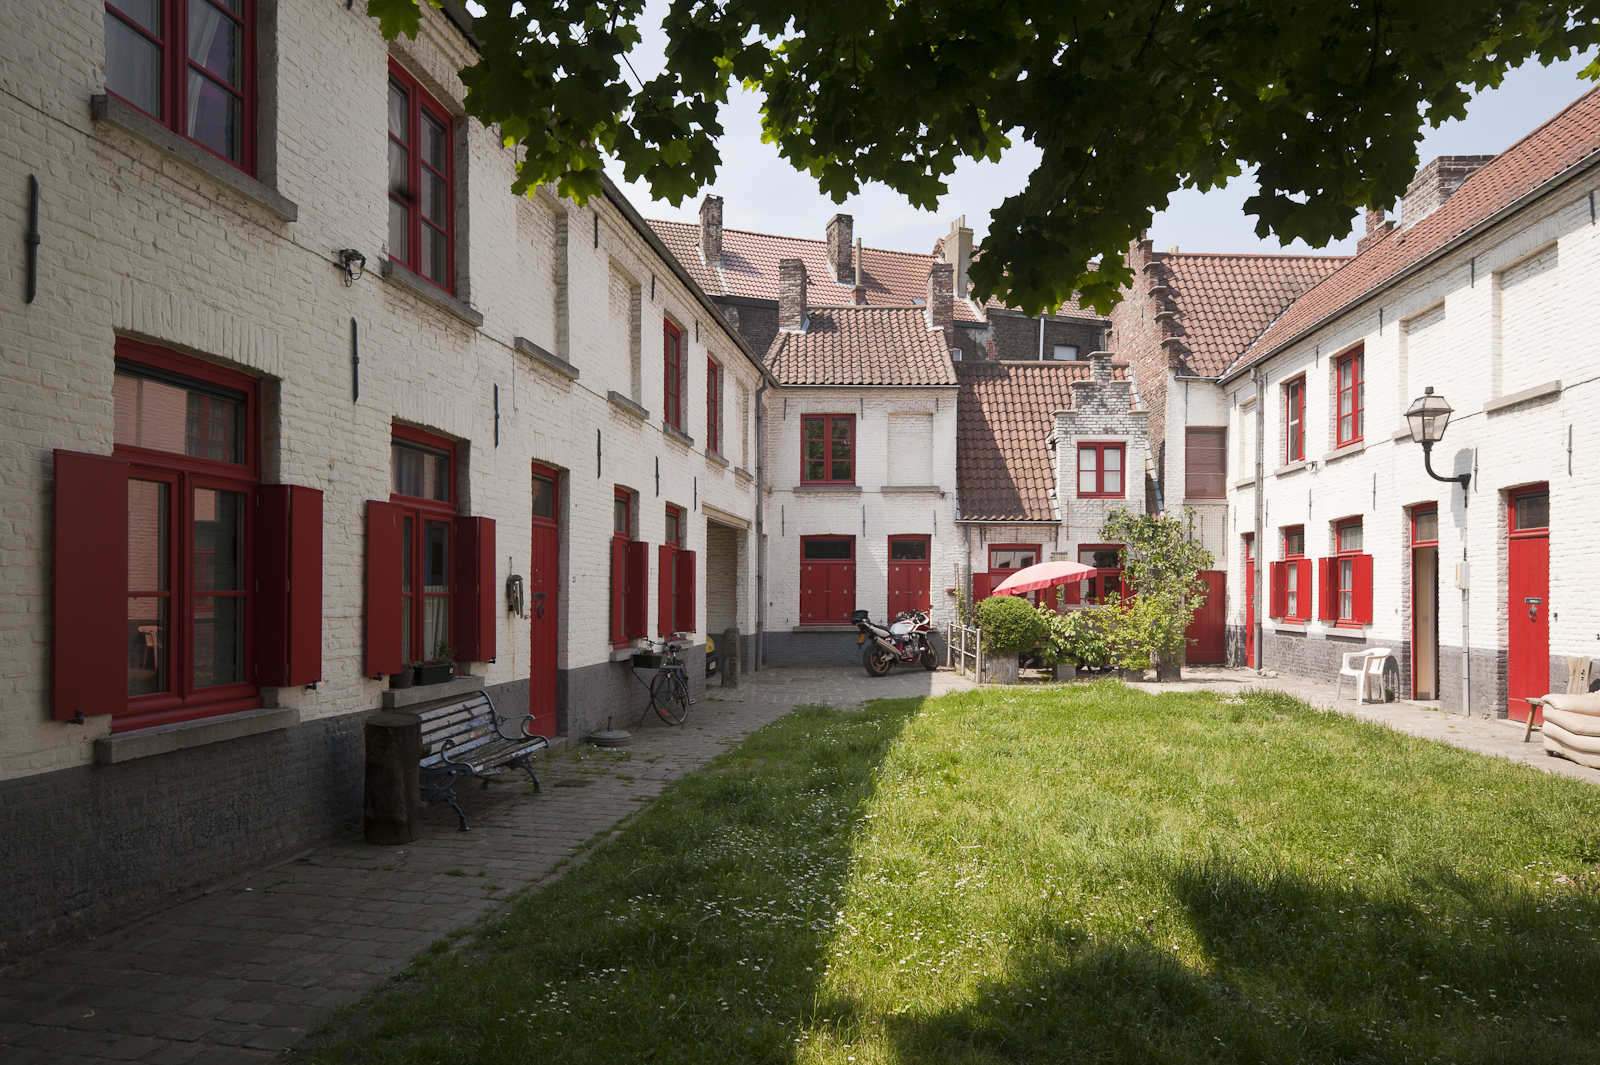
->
[[112, 340, 260, 729], [802, 415, 855, 484], [1077, 443, 1124, 498], [658, 506, 696, 634], [985, 544, 1041, 603], [706, 358, 722, 454], [1270, 526, 1311, 621], [1077, 544, 1124, 603], [1317, 518, 1372, 626], [663, 320, 683, 430], [1336, 348, 1364, 446], [1412, 506, 1439, 547], [390, 427, 457, 664], [610, 489, 648, 646], [1510, 485, 1549, 536], [387, 62, 455, 292], [1284, 376, 1306, 462], [800, 536, 855, 623], [104, 0, 256, 172], [1185, 427, 1226, 499]]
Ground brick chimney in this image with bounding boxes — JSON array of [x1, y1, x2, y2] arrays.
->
[[778, 258, 807, 331], [826, 213, 853, 282], [926, 262, 954, 340], [944, 215, 973, 297], [1401, 155, 1493, 229], [699, 194, 723, 266], [1357, 207, 1394, 255], [852, 236, 867, 304]]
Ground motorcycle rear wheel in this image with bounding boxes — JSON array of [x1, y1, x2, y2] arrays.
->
[[920, 644, 938, 672], [862, 644, 895, 677]]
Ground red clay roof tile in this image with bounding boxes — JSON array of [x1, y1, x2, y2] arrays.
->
[[765, 307, 959, 387]]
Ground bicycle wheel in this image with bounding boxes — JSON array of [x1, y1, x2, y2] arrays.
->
[[650, 671, 691, 725]]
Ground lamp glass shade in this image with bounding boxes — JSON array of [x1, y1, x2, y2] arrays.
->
[[1405, 391, 1454, 443]]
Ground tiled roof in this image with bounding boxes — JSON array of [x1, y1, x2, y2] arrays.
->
[[764, 307, 959, 387], [1226, 87, 1600, 378], [955, 361, 1122, 522], [1158, 253, 1348, 377]]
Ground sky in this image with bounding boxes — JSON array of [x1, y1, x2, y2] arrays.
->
[[600, 9, 1599, 259]]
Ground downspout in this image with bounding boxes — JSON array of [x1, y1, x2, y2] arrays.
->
[[1253, 367, 1266, 673], [754, 378, 770, 671], [1461, 457, 1472, 717], [1038, 314, 1046, 360]]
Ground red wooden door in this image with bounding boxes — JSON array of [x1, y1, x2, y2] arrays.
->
[[887, 536, 930, 616], [1184, 570, 1226, 664], [1508, 486, 1550, 724], [1243, 537, 1256, 669], [529, 468, 559, 737], [800, 537, 855, 623]]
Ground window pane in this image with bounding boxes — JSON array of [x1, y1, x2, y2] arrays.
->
[[423, 595, 450, 660], [1079, 469, 1097, 494], [1339, 523, 1364, 553], [802, 418, 823, 441], [128, 479, 169, 591], [127, 597, 168, 696], [187, 71, 242, 161], [1285, 530, 1304, 557], [665, 510, 678, 545], [614, 497, 629, 536], [110, 0, 161, 33], [1052, 345, 1078, 361], [421, 167, 448, 226], [1515, 492, 1549, 530], [106, 11, 162, 116], [392, 441, 449, 501], [1080, 547, 1120, 568], [193, 595, 244, 687], [188, 0, 241, 85], [388, 136, 409, 199], [115, 370, 244, 463], [805, 460, 825, 481], [803, 539, 851, 560], [421, 111, 447, 171], [388, 195, 409, 265], [1105, 468, 1122, 494], [388, 80, 409, 141], [1078, 448, 1097, 472], [1414, 511, 1438, 542], [832, 459, 851, 481], [891, 539, 927, 561], [194, 488, 245, 591], [419, 221, 448, 286], [532, 475, 555, 520], [423, 520, 450, 591], [1104, 447, 1122, 471]]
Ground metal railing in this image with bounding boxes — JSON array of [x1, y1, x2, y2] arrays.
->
[[948, 622, 982, 680]]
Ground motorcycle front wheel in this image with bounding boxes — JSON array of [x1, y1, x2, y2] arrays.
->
[[920, 644, 938, 672], [862, 644, 895, 677]]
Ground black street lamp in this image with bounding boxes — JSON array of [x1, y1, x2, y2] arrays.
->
[[1405, 387, 1471, 491]]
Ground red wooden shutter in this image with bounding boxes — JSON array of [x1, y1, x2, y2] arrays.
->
[[453, 516, 496, 663], [1268, 561, 1286, 618], [1317, 558, 1338, 622], [53, 451, 128, 721], [626, 540, 649, 639], [1293, 559, 1312, 621], [255, 484, 323, 687], [658, 544, 675, 635], [973, 572, 992, 603], [365, 500, 406, 677], [1353, 553, 1374, 624], [675, 549, 696, 632], [610, 537, 628, 645]]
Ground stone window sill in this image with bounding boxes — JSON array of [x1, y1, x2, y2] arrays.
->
[[794, 484, 862, 494], [1271, 620, 1308, 633], [91, 95, 298, 221], [514, 337, 578, 380], [1484, 379, 1561, 414], [608, 391, 649, 420], [382, 673, 485, 709], [705, 448, 729, 468], [734, 467, 754, 483], [1183, 497, 1227, 506], [379, 262, 483, 327], [1274, 459, 1308, 477], [1232, 477, 1256, 489], [94, 705, 297, 764], [879, 485, 942, 494], [664, 424, 695, 448], [1321, 440, 1367, 464]]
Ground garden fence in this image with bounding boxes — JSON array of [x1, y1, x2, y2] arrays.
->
[[948, 622, 982, 680]]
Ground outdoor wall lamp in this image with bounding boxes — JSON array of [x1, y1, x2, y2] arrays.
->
[[338, 248, 367, 286], [1405, 387, 1471, 491]]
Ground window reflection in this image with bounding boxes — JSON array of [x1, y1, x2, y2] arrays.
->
[[114, 369, 244, 463]]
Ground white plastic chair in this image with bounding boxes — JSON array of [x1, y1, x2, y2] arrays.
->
[[1336, 650, 1375, 702], [1363, 648, 1394, 703]]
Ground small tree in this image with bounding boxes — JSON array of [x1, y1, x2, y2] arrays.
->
[[1100, 509, 1215, 681], [975, 594, 1048, 654]]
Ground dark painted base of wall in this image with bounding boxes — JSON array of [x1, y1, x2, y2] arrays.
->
[[555, 644, 708, 739], [763, 630, 864, 667]]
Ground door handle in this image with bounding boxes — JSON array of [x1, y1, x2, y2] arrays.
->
[[536, 601, 545, 618], [1529, 604, 1538, 622]]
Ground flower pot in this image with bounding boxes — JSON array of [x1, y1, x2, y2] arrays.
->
[[389, 667, 415, 689], [414, 663, 455, 686], [1052, 662, 1077, 682]]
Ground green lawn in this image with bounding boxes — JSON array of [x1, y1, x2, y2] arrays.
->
[[297, 684, 1600, 1064]]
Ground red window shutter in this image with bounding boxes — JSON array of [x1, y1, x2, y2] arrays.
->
[[1268, 561, 1287, 618], [973, 572, 992, 603], [610, 537, 628, 645], [53, 451, 129, 721], [1353, 553, 1374, 624], [658, 544, 675, 635], [1063, 579, 1081, 605], [255, 485, 323, 687], [1294, 559, 1312, 622], [675, 549, 696, 632], [365, 500, 406, 677], [1317, 558, 1338, 622], [453, 516, 496, 663], [626, 540, 649, 639]]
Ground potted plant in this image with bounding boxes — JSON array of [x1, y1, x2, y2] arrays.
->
[[975, 594, 1048, 684], [414, 641, 456, 686]]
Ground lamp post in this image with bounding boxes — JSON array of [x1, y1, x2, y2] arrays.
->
[[1405, 387, 1471, 492]]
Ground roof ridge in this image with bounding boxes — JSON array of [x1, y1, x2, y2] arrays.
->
[[646, 216, 940, 261], [1162, 251, 1352, 262]]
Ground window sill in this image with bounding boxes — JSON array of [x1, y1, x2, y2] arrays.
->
[[1485, 379, 1562, 414], [611, 647, 641, 663], [880, 485, 942, 494], [94, 705, 297, 765], [1324, 624, 1372, 639], [664, 424, 695, 448], [379, 261, 484, 327], [1232, 476, 1256, 489], [1182, 497, 1227, 506], [1274, 459, 1309, 477], [792, 625, 859, 633], [1270, 620, 1308, 633], [1391, 427, 1415, 442], [734, 466, 754, 483], [514, 337, 578, 380], [1322, 440, 1366, 463], [382, 673, 485, 709], [608, 391, 649, 421], [705, 448, 729, 468], [91, 95, 298, 222], [795, 484, 862, 493]]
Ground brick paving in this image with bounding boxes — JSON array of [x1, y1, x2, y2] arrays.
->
[[0, 665, 973, 1065]]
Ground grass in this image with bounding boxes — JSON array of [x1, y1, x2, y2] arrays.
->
[[296, 684, 1600, 1064]]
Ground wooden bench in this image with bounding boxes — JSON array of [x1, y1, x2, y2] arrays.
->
[[416, 690, 549, 831]]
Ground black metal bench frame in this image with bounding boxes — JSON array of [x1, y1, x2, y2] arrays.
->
[[416, 689, 550, 831]]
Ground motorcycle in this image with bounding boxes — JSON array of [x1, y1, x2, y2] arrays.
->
[[853, 608, 939, 677]]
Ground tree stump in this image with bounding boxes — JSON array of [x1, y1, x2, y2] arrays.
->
[[365, 712, 421, 845]]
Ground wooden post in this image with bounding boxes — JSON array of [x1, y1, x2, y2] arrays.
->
[[722, 626, 739, 687], [365, 712, 422, 845]]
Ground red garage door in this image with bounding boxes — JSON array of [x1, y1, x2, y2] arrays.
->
[[800, 536, 855, 623]]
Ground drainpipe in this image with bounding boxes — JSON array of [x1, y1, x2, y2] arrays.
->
[[755, 377, 770, 671], [1253, 367, 1266, 673], [1460, 457, 1472, 717], [1038, 314, 1046, 360]]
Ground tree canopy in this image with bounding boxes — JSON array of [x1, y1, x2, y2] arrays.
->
[[368, 0, 1600, 313]]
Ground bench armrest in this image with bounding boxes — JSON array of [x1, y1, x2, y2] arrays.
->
[[518, 715, 550, 745]]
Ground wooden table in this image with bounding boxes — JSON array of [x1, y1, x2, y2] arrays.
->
[[1524, 697, 1546, 743]]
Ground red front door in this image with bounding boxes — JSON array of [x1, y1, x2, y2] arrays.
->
[[1243, 536, 1256, 669], [529, 467, 559, 737], [1508, 485, 1550, 724], [1184, 570, 1226, 664], [887, 535, 931, 616]]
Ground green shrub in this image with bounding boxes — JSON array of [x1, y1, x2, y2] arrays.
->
[[1035, 605, 1115, 668], [975, 594, 1048, 654]]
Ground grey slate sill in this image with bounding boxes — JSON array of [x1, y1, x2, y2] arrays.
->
[[664, 424, 695, 448], [611, 647, 642, 663], [382, 673, 485, 709], [608, 391, 648, 420], [94, 705, 299, 764], [1321, 440, 1367, 464], [1484, 380, 1561, 414], [379, 261, 484, 327], [792, 625, 859, 633], [734, 467, 755, 482], [793, 484, 862, 494], [514, 337, 578, 380], [1274, 460, 1309, 477], [879, 484, 941, 494], [91, 95, 298, 221], [705, 448, 729, 467]]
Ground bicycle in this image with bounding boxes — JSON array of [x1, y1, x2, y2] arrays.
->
[[632, 633, 694, 726]]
